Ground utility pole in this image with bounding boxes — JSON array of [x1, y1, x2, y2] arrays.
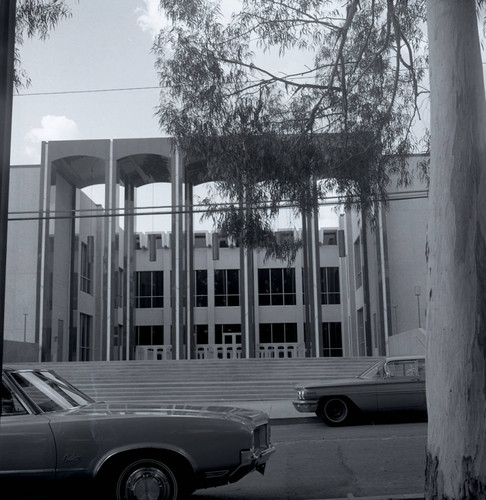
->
[[0, 0, 17, 411]]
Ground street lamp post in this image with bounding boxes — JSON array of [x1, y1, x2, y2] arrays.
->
[[414, 286, 422, 328]]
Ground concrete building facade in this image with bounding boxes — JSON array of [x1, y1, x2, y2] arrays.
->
[[4, 138, 354, 362], [341, 155, 429, 357]]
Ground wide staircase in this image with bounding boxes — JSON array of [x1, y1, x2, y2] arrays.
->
[[14, 357, 381, 406]]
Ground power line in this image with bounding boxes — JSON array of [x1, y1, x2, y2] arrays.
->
[[7, 190, 429, 222], [14, 86, 162, 97]]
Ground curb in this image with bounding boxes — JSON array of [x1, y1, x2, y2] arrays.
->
[[270, 416, 318, 425], [318, 495, 424, 500]]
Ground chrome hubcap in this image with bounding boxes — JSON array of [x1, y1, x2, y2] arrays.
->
[[325, 399, 347, 422], [125, 466, 172, 500]]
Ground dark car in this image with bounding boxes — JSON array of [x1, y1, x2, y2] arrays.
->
[[293, 356, 426, 426], [0, 367, 275, 500]]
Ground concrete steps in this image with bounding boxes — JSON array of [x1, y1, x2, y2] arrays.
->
[[11, 357, 381, 405]]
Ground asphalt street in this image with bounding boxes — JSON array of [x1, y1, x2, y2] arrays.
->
[[193, 418, 427, 500]]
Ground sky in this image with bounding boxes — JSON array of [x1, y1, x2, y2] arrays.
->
[[12, 0, 165, 166]]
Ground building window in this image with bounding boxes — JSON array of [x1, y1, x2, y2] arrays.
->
[[195, 270, 208, 307], [259, 323, 298, 343], [258, 268, 296, 306], [320, 267, 340, 304], [194, 233, 207, 248], [323, 231, 337, 245], [79, 313, 92, 361], [194, 324, 208, 344], [276, 230, 294, 243], [136, 325, 164, 345], [214, 269, 239, 307], [354, 236, 362, 289], [322, 322, 343, 357], [135, 271, 163, 308], [80, 242, 92, 294]]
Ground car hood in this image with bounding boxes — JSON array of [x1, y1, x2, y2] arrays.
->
[[295, 377, 371, 390], [59, 401, 269, 427]]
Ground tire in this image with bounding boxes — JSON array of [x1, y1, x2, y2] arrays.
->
[[318, 397, 353, 426], [114, 458, 179, 500]]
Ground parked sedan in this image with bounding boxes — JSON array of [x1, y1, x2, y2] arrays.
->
[[0, 367, 275, 500], [293, 356, 426, 426]]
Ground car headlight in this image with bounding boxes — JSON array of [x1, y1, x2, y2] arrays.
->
[[252, 424, 271, 453], [297, 389, 305, 400]]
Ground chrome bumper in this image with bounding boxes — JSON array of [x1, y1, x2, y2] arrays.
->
[[292, 400, 318, 413], [230, 445, 276, 481]]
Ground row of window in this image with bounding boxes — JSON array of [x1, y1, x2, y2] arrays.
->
[[135, 267, 340, 309], [136, 230, 340, 251], [136, 322, 343, 357]]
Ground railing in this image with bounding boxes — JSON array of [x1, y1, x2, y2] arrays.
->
[[136, 345, 172, 360], [136, 342, 305, 360], [257, 343, 305, 358]]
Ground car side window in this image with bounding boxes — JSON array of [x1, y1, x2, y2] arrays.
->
[[1, 383, 28, 416], [386, 360, 419, 378]]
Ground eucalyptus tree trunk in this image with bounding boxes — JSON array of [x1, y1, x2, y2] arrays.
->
[[425, 0, 486, 497]]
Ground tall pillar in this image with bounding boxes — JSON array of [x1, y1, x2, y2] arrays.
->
[[302, 201, 322, 358], [171, 148, 185, 359], [124, 183, 135, 360], [103, 140, 116, 361], [38, 142, 52, 361], [240, 246, 255, 358], [185, 181, 195, 359]]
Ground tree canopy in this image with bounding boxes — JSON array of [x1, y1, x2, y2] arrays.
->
[[14, 0, 71, 90], [154, 0, 428, 257]]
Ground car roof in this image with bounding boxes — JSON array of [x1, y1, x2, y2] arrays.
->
[[384, 355, 425, 361]]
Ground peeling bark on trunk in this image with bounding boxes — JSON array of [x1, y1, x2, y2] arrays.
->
[[426, 0, 486, 498]]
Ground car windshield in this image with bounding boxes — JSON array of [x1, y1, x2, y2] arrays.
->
[[10, 370, 94, 413], [357, 361, 385, 379]]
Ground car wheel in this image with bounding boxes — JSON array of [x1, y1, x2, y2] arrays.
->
[[115, 458, 179, 500], [318, 397, 353, 426]]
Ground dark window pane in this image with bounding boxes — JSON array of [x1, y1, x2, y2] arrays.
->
[[227, 269, 239, 295], [260, 324, 272, 343], [138, 297, 151, 308], [273, 324, 285, 343], [153, 326, 164, 344], [284, 294, 296, 305], [286, 324, 297, 343], [228, 295, 239, 307], [138, 326, 151, 345], [196, 325, 208, 344], [215, 296, 226, 307], [215, 325, 222, 344], [152, 297, 163, 308], [258, 269, 270, 294], [283, 268, 295, 293], [271, 269, 283, 293], [196, 270, 207, 294], [259, 294, 270, 306], [214, 270, 224, 294], [196, 296, 208, 307], [153, 271, 163, 295], [271, 294, 283, 306]]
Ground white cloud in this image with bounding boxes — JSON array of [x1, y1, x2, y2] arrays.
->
[[24, 115, 80, 162], [136, 0, 166, 37]]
